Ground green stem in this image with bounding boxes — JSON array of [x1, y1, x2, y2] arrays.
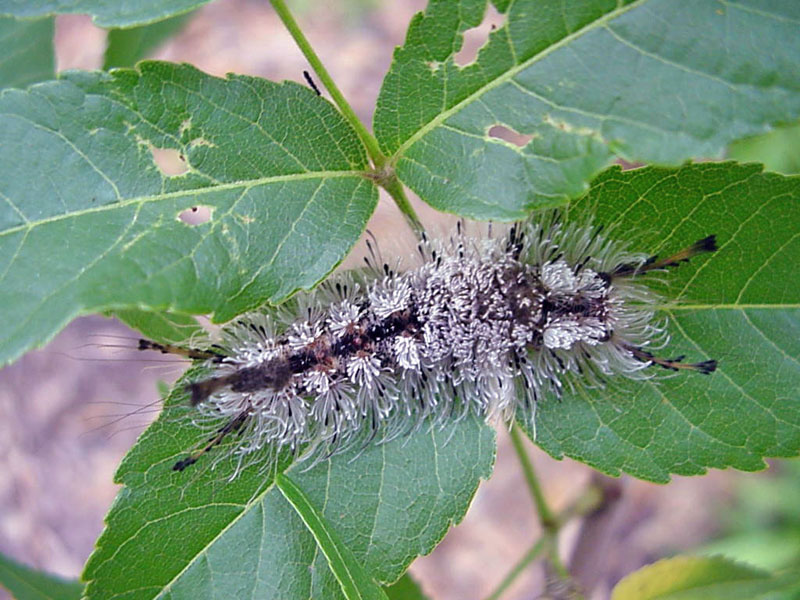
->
[[269, 0, 386, 168], [483, 538, 546, 600], [545, 533, 569, 579], [269, 0, 426, 239], [509, 425, 556, 529], [508, 425, 571, 586], [483, 451, 604, 600], [381, 176, 425, 238]]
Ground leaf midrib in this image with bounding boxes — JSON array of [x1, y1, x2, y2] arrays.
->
[[149, 479, 279, 599], [0, 169, 365, 240], [276, 473, 374, 600], [388, 0, 648, 160]]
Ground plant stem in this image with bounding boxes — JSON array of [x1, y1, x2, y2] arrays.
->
[[269, 0, 386, 168], [509, 425, 556, 529], [545, 533, 569, 579], [487, 480, 603, 599], [381, 175, 425, 238], [484, 538, 546, 600], [508, 425, 571, 585], [269, 0, 426, 240]]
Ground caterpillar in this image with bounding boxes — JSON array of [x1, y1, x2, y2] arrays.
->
[[140, 215, 717, 473]]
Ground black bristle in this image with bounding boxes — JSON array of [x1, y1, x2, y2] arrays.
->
[[173, 457, 196, 471], [695, 359, 718, 374], [302, 70, 321, 96], [692, 235, 717, 253]]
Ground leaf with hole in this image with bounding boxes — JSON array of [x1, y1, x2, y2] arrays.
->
[[375, 0, 800, 219], [0, 61, 378, 368]]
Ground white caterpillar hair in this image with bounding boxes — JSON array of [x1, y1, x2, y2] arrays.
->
[[141, 214, 717, 473]]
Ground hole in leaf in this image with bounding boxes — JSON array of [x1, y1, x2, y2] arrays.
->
[[616, 159, 645, 171], [150, 146, 188, 176], [453, 5, 506, 67], [178, 205, 212, 225], [488, 125, 533, 148]]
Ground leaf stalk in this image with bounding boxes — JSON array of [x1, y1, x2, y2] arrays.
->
[[506, 425, 596, 594], [510, 425, 557, 529], [484, 537, 546, 600], [379, 172, 426, 238], [269, 0, 385, 167], [269, 0, 425, 239]]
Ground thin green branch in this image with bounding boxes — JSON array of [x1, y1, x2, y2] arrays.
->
[[509, 425, 556, 529], [508, 425, 571, 590], [269, 0, 426, 240], [381, 175, 425, 239], [502, 482, 604, 599], [269, 0, 386, 168], [483, 479, 604, 600], [484, 538, 546, 600], [545, 534, 569, 580]]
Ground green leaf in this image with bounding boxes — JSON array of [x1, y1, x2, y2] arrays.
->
[[111, 308, 202, 344], [0, 552, 83, 600], [275, 473, 389, 600], [0, 0, 207, 28], [103, 13, 194, 70], [384, 574, 428, 600], [375, 0, 800, 220], [82, 380, 494, 600], [700, 530, 800, 573], [611, 555, 800, 600], [522, 162, 800, 482], [0, 16, 54, 89], [0, 61, 378, 367], [728, 121, 800, 175]]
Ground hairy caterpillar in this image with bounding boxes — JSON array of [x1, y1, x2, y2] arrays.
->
[[141, 215, 717, 473]]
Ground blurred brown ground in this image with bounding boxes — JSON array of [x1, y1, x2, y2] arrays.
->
[[0, 2, 770, 598]]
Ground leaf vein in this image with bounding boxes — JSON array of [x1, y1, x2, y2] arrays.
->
[[739, 309, 800, 367], [391, 0, 649, 159]]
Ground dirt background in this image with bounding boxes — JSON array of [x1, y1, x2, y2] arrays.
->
[[0, 1, 774, 598]]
